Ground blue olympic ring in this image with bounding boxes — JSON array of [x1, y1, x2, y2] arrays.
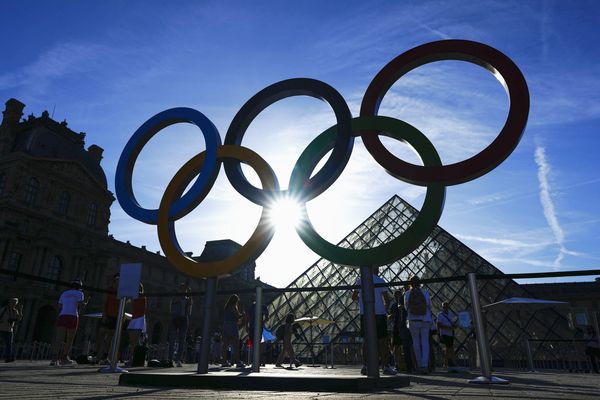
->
[[115, 107, 221, 224]]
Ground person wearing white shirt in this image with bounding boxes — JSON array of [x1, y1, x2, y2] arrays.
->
[[437, 302, 456, 368], [352, 266, 393, 375], [404, 275, 432, 373], [51, 279, 88, 366]]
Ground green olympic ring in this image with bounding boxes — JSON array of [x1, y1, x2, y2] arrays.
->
[[290, 115, 446, 267]]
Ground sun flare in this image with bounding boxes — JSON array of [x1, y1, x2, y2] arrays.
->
[[267, 196, 303, 229]]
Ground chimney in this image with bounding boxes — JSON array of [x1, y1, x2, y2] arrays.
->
[[1, 98, 25, 129], [87, 144, 104, 165]]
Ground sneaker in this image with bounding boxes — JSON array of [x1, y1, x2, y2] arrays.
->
[[295, 362, 303, 368], [275, 363, 284, 368], [221, 361, 231, 368], [383, 366, 397, 375], [175, 361, 183, 367], [235, 361, 246, 368], [360, 366, 367, 375], [59, 358, 77, 366], [49, 360, 57, 366]]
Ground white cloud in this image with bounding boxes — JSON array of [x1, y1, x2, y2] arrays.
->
[[0, 42, 110, 97], [455, 234, 555, 250], [534, 145, 568, 269]]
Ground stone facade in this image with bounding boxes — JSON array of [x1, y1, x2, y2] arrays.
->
[[522, 279, 600, 328], [0, 98, 270, 349]]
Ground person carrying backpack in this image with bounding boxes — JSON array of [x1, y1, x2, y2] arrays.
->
[[404, 275, 432, 374]]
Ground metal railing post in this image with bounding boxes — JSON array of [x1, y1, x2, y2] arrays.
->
[[252, 286, 263, 372], [99, 297, 128, 373], [591, 310, 600, 351], [360, 266, 379, 379], [525, 339, 535, 372], [467, 273, 508, 384]]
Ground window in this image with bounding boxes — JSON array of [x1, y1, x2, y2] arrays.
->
[[0, 172, 6, 195], [4, 252, 22, 281], [87, 203, 97, 226], [24, 177, 39, 205], [46, 256, 62, 289], [6, 252, 22, 272], [58, 191, 70, 215]]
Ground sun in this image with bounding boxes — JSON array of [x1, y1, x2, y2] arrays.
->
[[267, 196, 303, 229]]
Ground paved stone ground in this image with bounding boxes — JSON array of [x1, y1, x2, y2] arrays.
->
[[0, 361, 599, 399]]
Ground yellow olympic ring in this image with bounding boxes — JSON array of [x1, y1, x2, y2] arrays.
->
[[157, 145, 277, 278]]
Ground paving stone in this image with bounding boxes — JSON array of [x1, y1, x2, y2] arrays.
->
[[0, 361, 599, 399]]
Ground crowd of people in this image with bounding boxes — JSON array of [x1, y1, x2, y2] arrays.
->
[[352, 267, 457, 375], [1, 268, 599, 376]]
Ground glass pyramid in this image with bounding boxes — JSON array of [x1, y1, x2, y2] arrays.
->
[[265, 195, 571, 367]]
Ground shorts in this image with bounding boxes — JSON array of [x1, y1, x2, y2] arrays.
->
[[101, 316, 117, 330], [360, 314, 388, 339], [440, 335, 454, 347], [56, 315, 79, 330], [127, 316, 146, 332]]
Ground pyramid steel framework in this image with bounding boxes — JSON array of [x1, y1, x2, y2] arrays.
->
[[265, 195, 572, 367]]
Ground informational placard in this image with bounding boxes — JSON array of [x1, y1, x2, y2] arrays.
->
[[117, 263, 142, 299], [574, 312, 589, 327], [458, 310, 472, 329]]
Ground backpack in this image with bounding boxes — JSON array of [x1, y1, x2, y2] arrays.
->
[[408, 288, 427, 316]]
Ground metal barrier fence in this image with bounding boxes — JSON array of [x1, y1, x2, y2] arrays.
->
[[1, 267, 599, 375]]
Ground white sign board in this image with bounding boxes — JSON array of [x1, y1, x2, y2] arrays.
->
[[118, 263, 142, 299], [458, 311, 472, 329], [575, 312, 589, 327]]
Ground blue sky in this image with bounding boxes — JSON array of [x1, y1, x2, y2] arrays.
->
[[1, 0, 599, 287]]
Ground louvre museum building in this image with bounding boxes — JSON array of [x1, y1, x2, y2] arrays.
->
[[1, 98, 599, 368]]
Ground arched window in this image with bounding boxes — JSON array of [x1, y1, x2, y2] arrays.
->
[[58, 191, 70, 215], [24, 177, 39, 205], [0, 172, 6, 195], [87, 203, 97, 226], [46, 256, 62, 289]]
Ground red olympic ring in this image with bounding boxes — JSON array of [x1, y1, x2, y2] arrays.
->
[[360, 39, 529, 186]]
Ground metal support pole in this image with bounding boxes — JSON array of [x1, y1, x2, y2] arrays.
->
[[360, 266, 379, 379], [591, 309, 600, 351], [467, 273, 507, 384], [197, 277, 217, 374], [99, 297, 128, 373], [195, 335, 202, 363], [252, 286, 263, 373], [525, 339, 535, 372]]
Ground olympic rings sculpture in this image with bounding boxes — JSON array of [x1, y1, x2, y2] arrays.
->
[[115, 39, 529, 278]]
